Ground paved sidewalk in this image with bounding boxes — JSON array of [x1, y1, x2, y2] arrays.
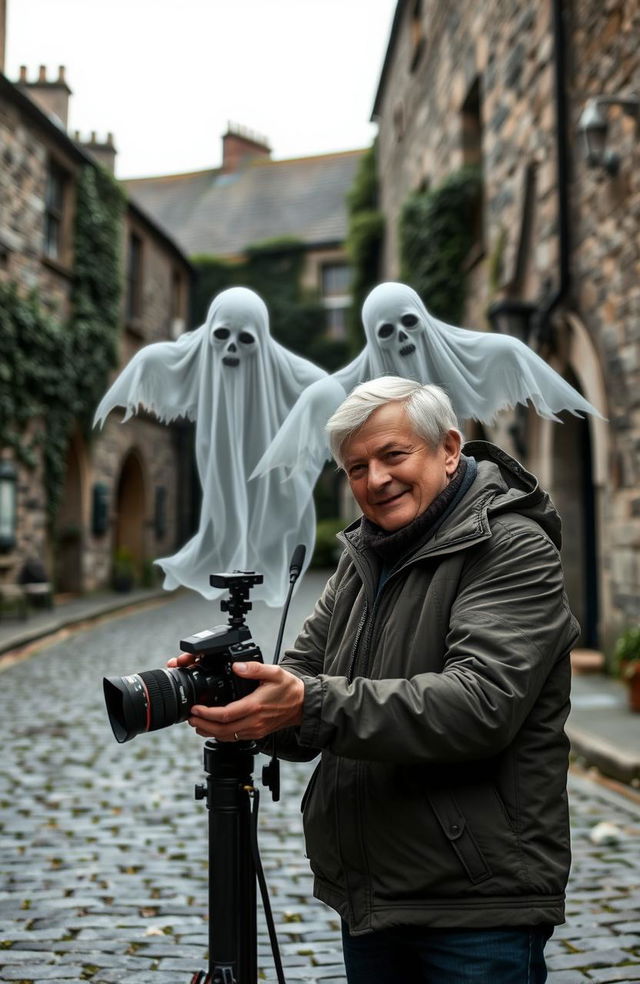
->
[[1, 584, 639, 788]]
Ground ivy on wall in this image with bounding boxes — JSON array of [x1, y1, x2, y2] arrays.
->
[[192, 238, 349, 372], [345, 142, 384, 352], [399, 164, 482, 324], [0, 164, 125, 520]]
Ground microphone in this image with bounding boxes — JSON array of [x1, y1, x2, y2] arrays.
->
[[288, 544, 306, 582]]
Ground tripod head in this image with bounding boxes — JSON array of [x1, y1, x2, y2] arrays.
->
[[210, 571, 264, 628]]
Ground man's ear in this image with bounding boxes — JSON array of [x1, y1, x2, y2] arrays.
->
[[443, 429, 462, 476]]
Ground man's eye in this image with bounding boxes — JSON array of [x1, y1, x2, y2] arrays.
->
[[400, 314, 419, 329], [213, 327, 230, 340], [348, 464, 365, 477]]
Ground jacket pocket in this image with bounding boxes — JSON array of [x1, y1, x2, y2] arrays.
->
[[426, 787, 492, 884]]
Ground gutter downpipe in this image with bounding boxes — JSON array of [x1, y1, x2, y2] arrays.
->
[[537, 0, 571, 348]]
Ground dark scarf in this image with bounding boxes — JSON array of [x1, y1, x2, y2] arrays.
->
[[359, 455, 477, 567]]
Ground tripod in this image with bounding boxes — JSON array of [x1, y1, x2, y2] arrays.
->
[[190, 547, 306, 984], [191, 740, 259, 984]]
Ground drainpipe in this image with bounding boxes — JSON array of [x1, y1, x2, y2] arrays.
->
[[536, 0, 571, 348]]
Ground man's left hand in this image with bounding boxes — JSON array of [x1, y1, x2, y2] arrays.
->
[[188, 662, 305, 741]]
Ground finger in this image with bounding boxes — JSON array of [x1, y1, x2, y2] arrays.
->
[[232, 661, 281, 681]]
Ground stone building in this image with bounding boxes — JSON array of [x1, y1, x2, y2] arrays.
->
[[124, 124, 362, 342], [372, 0, 639, 652], [0, 62, 194, 599]]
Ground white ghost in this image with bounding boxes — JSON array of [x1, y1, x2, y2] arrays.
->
[[252, 280, 603, 513], [94, 287, 326, 605]]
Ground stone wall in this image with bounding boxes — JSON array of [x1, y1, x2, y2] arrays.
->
[[372, 0, 640, 648], [0, 80, 193, 597]]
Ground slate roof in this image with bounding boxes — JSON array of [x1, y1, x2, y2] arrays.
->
[[123, 149, 364, 257]]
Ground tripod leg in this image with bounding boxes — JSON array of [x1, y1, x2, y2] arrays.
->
[[203, 740, 257, 984]]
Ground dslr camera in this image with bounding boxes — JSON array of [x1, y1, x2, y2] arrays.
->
[[103, 571, 263, 744]]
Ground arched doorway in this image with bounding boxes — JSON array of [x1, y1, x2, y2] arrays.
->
[[114, 450, 147, 581], [551, 382, 598, 647], [55, 431, 87, 594]]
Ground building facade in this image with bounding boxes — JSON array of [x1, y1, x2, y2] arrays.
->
[[124, 125, 363, 343], [0, 65, 193, 598], [372, 0, 639, 652]]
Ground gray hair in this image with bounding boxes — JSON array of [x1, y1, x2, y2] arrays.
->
[[326, 376, 461, 467]]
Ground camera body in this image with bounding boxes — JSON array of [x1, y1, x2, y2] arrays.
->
[[179, 622, 263, 708], [103, 570, 264, 744]]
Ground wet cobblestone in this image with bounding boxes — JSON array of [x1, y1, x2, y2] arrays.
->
[[0, 580, 638, 983]]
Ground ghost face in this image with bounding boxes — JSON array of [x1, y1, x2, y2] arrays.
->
[[362, 284, 429, 365], [375, 311, 424, 358], [211, 324, 259, 368]]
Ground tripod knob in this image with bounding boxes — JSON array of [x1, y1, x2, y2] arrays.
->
[[262, 758, 280, 802], [195, 783, 206, 800]]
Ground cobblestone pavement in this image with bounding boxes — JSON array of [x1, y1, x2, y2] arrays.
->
[[0, 577, 639, 984]]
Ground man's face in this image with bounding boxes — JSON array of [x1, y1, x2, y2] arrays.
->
[[342, 402, 461, 532]]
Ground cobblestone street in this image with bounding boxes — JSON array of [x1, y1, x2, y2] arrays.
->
[[0, 575, 639, 983]]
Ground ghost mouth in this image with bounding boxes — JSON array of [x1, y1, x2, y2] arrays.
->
[[399, 343, 416, 357], [222, 357, 240, 368]]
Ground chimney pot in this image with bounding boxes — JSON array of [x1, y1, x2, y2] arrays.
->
[[19, 65, 27, 82], [58, 65, 66, 84], [38, 65, 46, 82]]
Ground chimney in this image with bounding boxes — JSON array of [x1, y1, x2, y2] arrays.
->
[[222, 122, 271, 172], [0, 0, 6, 75], [16, 65, 72, 129], [75, 130, 117, 174]]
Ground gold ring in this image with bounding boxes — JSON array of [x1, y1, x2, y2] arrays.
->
[[234, 732, 240, 741]]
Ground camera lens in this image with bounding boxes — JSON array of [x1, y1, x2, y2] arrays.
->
[[103, 667, 202, 743]]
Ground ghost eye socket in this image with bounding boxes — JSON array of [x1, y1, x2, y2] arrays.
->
[[400, 314, 419, 329], [378, 323, 394, 338], [213, 327, 230, 340], [239, 332, 255, 345]]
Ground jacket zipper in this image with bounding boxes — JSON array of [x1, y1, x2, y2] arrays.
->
[[347, 602, 369, 683]]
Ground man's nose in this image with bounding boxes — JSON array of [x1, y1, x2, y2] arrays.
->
[[367, 459, 391, 491]]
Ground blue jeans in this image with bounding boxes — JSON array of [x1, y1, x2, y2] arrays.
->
[[341, 922, 552, 984]]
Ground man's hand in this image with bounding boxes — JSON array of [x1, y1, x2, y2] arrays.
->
[[173, 660, 304, 741]]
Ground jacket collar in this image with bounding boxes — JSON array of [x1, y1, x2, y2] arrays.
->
[[338, 441, 549, 574]]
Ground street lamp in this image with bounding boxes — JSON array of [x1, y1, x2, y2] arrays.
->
[[487, 298, 538, 345], [578, 95, 640, 176], [0, 461, 18, 553]]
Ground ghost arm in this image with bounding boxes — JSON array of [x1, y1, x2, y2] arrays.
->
[[428, 325, 605, 424], [251, 375, 348, 480], [93, 330, 203, 428]]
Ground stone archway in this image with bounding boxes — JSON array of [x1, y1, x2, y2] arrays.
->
[[537, 316, 608, 649], [55, 431, 88, 594], [114, 449, 147, 579]]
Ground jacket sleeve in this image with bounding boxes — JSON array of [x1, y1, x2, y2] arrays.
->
[[262, 566, 339, 762], [296, 519, 579, 763]]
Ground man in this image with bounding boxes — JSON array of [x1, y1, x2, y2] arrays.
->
[[173, 376, 579, 983]]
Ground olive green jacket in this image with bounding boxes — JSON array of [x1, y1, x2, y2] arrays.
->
[[276, 441, 579, 935]]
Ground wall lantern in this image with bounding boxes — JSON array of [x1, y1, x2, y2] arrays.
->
[[578, 95, 640, 176], [487, 298, 538, 345], [0, 461, 18, 553]]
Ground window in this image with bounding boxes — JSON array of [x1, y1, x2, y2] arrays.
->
[[170, 269, 185, 338], [126, 232, 143, 322], [321, 263, 351, 339], [460, 78, 485, 256], [44, 160, 67, 262], [410, 0, 425, 71], [326, 306, 349, 340], [321, 263, 350, 298]]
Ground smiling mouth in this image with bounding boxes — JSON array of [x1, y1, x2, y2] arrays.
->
[[222, 357, 240, 367], [375, 490, 408, 508], [399, 344, 416, 357]]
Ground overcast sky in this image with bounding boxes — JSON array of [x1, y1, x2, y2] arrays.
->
[[5, 0, 397, 179]]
